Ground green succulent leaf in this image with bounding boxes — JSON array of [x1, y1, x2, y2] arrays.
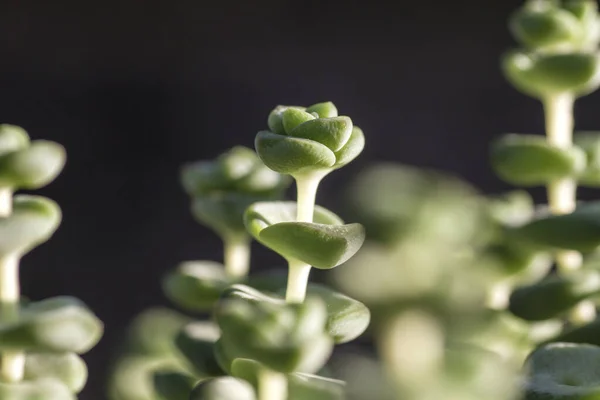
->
[[304, 284, 370, 344], [0, 141, 66, 190], [490, 134, 586, 186], [305, 102, 339, 119], [268, 106, 305, 135], [510, 201, 600, 252], [574, 131, 600, 186], [509, 5, 582, 50], [153, 370, 197, 400], [216, 292, 333, 373], [0, 125, 29, 156], [509, 270, 600, 321], [548, 317, 600, 346], [333, 126, 365, 169], [175, 321, 224, 377], [288, 373, 345, 400], [0, 379, 74, 400], [190, 377, 256, 400], [163, 261, 229, 312], [191, 194, 257, 238], [289, 117, 353, 152], [0, 297, 103, 353], [255, 131, 336, 175], [24, 353, 87, 394], [524, 343, 600, 399], [0, 195, 61, 257], [245, 201, 365, 269], [282, 109, 317, 134], [502, 50, 600, 98], [125, 307, 191, 357]]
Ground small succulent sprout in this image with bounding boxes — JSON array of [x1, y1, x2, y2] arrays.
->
[[509, 270, 600, 321], [0, 125, 66, 190], [24, 352, 87, 393], [0, 379, 74, 400], [0, 195, 62, 257], [244, 202, 365, 270], [510, 200, 600, 252], [162, 261, 229, 312], [175, 321, 224, 377], [215, 285, 333, 374], [153, 370, 197, 400], [502, 50, 600, 99], [491, 134, 586, 186], [524, 343, 600, 399], [574, 131, 600, 186], [0, 296, 103, 354], [256, 102, 365, 177], [190, 377, 256, 400], [180, 146, 290, 239]]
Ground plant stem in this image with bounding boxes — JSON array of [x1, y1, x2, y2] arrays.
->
[[223, 236, 250, 279], [0, 188, 25, 383], [258, 368, 287, 400], [285, 258, 312, 303], [284, 173, 324, 303], [543, 93, 596, 323]]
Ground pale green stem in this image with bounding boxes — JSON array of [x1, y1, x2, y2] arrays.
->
[[223, 237, 251, 279], [543, 93, 596, 323], [283, 173, 324, 304], [0, 188, 25, 382], [285, 259, 312, 303], [258, 368, 287, 400]]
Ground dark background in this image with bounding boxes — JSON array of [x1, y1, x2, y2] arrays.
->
[[1, 0, 600, 398]]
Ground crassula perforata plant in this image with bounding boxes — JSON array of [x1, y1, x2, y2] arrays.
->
[[0, 124, 103, 399]]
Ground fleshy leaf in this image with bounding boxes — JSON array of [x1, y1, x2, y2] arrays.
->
[[305, 102, 338, 118], [333, 126, 365, 169], [0, 297, 103, 354], [0, 141, 66, 189], [509, 6, 582, 50], [503, 50, 600, 98], [0, 195, 61, 257], [255, 131, 336, 175], [163, 261, 229, 311], [245, 202, 364, 269], [509, 270, 600, 321], [24, 352, 87, 394], [524, 343, 600, 399], [153, 370, 197, 400], [548, 318, 600, 346], [304, 284, 370, 343], [510, 201, 600, 252], [282, 109, 316, 134], [0, 124, 29, 156], [268, 105, 305, 135], [574, 131, 600, 186], [289, 117, 353, 152], [288, 373, 345, 400], [175, 321, 224, 377], [190, 377, 256, 400], [125, 308, 191, 356], [490, 134, 586, 186], [0, 379, 74, 400]]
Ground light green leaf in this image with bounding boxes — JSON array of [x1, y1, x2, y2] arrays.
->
[[255, 131, 336, 175], [333, 126, 365, 169], [0, 195, 61, 257], [268, 105, 305, 135], [509, 6, 582, 50], [175, 321, 223, 377], [125, 308, 191, 357], [0, 297, 103, 354], [162, 261, 229, 312], [24, 352, 87, 394], [0, 125, 29, 156], [0, 379, 74, 400], [282, 109, 316, 134], [0, 141, 66, 189], [509, 270, 600, 321], [190, 377, 256, 400], [245, 202, 364, 269], [289, 117, 353, 152], [305, 102, 338, 118], [491, 134, 586, 186]]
